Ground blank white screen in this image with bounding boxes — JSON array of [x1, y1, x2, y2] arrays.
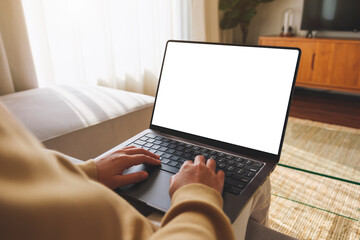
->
[[152, 42, 299, 155]]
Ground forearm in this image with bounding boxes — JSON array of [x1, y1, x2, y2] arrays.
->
[[150, 184, 235, 240]]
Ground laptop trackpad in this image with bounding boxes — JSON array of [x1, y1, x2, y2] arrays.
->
[[117, 165, 172, 212]]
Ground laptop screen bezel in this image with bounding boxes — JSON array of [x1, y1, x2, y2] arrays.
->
[[149, 40, 301, 162]]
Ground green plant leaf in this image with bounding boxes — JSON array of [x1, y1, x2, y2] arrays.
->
[[219, 0, 233, 11], [231, 0, 241, 8], [227, 10, 240, 19], [242, 9, 257, 22], [219, 0, 242, 11], [220, 15, 240, 29], [219, 0, 273, 30]]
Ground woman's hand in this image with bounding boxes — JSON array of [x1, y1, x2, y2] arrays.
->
[[169, 155, 225, 198], [95, 146, 161, 189]]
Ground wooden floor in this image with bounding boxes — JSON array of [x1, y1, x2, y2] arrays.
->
[[289, 87, 360, 129]]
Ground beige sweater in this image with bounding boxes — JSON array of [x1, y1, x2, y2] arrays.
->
[[0, 106, 235, 240]]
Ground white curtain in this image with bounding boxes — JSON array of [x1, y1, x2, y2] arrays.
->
[[22, 0, 219, 96]]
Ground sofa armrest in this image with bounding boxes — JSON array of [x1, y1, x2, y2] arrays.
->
[[0, 84, 154, 159]]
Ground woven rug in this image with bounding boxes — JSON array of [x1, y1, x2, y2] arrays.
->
[[269, 118, 360, 239], [270, 166, 360, 239], [279, 117, 360, 183]]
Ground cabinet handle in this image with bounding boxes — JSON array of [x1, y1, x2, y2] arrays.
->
[[311, 53, 316, 70]]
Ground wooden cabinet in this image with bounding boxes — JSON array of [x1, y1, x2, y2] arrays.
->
[[259, 36, 360, 93]]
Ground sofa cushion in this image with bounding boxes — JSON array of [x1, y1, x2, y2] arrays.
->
[[0, 85, 154, 159]]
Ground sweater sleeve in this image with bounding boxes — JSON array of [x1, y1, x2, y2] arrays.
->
[[150, 183, 235, 240], [76, 160, 98, 181], [44, 149, 98, 181]]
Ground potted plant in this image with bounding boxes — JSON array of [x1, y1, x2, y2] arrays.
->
[[219, 0, 274, 44]]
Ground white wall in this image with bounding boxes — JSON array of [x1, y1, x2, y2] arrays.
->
[[233, 0, 360, 45]]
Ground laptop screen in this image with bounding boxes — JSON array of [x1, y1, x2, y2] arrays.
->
[[151, 41, 300, 155]]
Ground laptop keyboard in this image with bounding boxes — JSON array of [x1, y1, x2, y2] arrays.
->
[[128, 133, 265, 195]]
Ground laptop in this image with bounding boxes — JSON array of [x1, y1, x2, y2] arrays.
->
[[97, 40, 301, 222]]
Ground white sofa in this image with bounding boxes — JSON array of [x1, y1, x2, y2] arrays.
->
[[0, 84, 154, 160]]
